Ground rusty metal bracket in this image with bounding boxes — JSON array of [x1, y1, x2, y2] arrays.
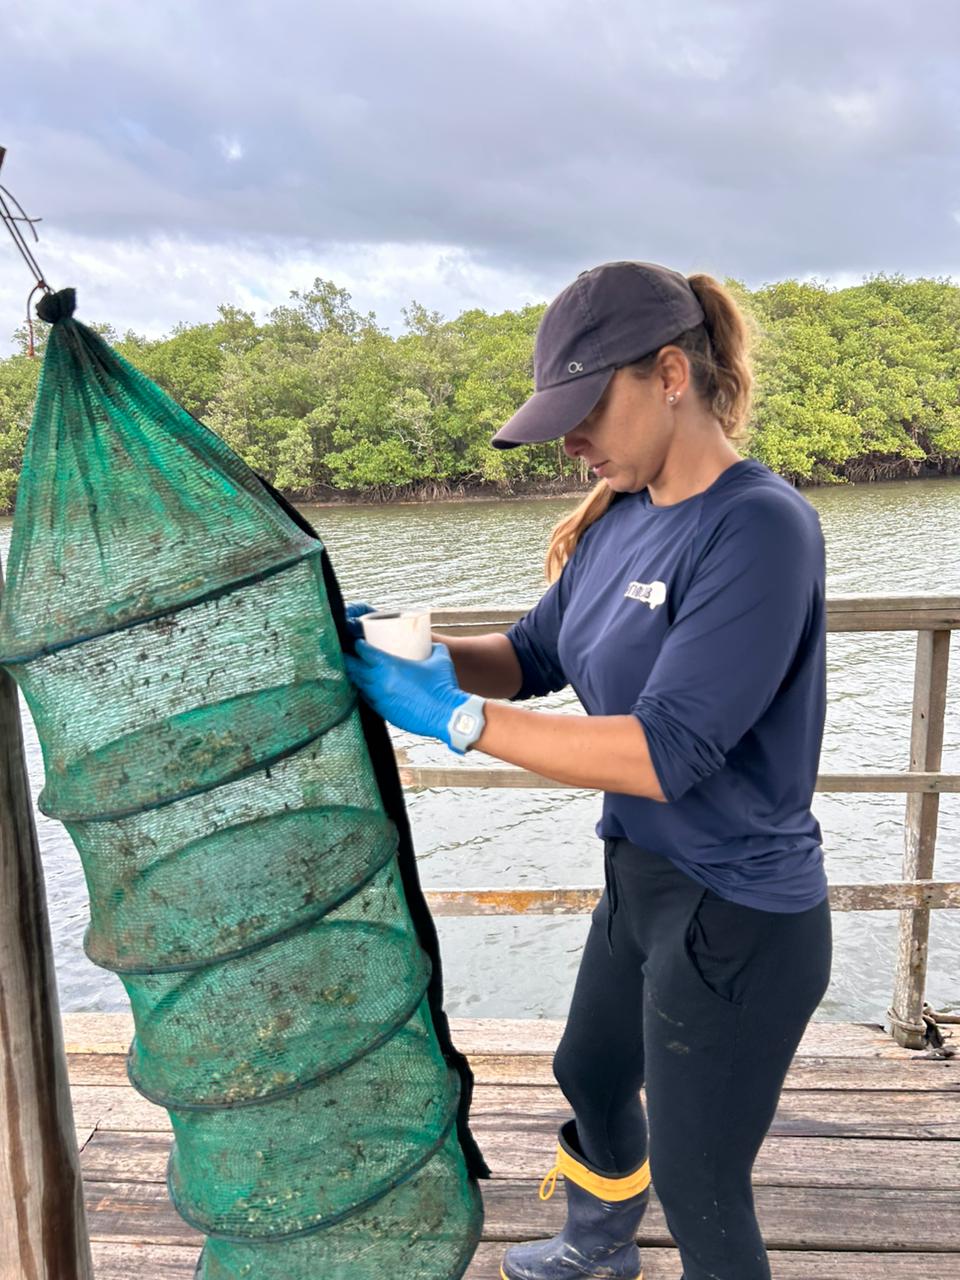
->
[[0, 146, 54, 355]]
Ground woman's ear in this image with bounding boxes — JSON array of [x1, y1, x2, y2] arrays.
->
[[656, 346, 690, 399]]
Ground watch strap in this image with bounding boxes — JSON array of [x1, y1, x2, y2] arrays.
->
[[447, 693, 487, 754]]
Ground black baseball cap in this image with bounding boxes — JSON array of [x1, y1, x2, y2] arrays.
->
[[490, 261, 706, 450]]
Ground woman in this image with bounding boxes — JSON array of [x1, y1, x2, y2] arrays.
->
[[343, 261, 832, 1280]]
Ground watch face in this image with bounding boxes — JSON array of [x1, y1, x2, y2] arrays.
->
[[454, 712, 476, 734]]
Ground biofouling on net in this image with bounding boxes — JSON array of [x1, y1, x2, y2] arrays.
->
[[0, 288, 486, 1278]]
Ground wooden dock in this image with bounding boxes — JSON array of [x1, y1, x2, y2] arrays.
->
[[67, 1013, 960, 1279], [4, 597, 957, 1275]]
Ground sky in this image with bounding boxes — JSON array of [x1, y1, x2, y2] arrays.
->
[[2, 0, 959, 351]]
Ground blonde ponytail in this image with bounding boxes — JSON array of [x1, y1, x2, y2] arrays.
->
[[544, 480, 616, 585], [543, 273, 755, 583], [684, 273, 755, 440]]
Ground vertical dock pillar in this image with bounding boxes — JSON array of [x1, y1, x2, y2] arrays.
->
[[0, 561, 93, 1280], [889, 627, 951, 1048]]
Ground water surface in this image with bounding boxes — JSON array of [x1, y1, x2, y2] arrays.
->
[[4, 472, 959, 1021]]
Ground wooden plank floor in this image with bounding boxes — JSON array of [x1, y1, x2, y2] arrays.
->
[[65, 1015, 960, 1279]]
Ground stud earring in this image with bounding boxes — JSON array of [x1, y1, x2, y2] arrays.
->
[[667, 394, 677, 404]]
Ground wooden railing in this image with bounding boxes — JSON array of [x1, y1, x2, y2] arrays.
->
[[411, 596, 960, 1051]]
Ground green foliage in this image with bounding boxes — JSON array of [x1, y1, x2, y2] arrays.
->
[[0, 352, 41, 510], [748, 274, 960, 483], [116, 306, 261, 420], [2, 273, 959, 509]]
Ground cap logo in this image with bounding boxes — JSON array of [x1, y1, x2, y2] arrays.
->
[[568, 361, 584, 373]]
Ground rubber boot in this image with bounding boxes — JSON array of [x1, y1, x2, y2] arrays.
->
[[500, 1120, 650, 1280]]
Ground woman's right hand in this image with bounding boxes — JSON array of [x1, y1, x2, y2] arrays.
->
[[344, 601, 378, 639]]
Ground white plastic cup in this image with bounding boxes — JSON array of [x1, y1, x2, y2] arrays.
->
[[360, 609, 433, 661]]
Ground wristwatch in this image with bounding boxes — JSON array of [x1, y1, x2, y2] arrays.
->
[[447, 694, 487, 754]]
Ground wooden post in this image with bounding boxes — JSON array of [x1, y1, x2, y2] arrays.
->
[[889, 628, 951, 1048], [0, 561, 94, 1279]]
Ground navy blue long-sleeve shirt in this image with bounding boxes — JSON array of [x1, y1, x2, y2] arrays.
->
[[505, 458, 828, 912]]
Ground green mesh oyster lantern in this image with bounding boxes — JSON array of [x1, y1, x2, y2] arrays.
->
[[0, 288, 486, 1278]]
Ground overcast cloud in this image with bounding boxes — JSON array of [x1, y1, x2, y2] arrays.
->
[[2, 0, 959, 348]]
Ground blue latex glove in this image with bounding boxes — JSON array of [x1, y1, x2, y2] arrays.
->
[[342, 639, 471, 751], [344, 601, 378, 640]]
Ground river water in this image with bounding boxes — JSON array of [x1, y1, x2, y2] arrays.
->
[[3, 473, 959, 1022]]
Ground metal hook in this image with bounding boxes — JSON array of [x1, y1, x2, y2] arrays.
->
[[0, 147, 55, 356]]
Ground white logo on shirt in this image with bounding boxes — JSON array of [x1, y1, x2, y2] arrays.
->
[[624, 580, 666, 608]]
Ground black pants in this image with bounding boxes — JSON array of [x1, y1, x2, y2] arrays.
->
[[552, 836, 832, 1280]]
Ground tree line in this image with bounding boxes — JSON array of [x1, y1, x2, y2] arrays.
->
[[1, 272, 959, 511]]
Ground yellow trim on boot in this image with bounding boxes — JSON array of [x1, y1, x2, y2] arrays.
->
[[538, 1143, 651, 1203]]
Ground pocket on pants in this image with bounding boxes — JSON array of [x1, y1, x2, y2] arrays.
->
[[682, 889, 760, 1009]]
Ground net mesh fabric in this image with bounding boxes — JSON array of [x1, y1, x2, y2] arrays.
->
[[0, 299, 483, 1277]]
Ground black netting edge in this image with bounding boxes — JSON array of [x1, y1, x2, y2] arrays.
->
[[255, 476, 490, 1183]]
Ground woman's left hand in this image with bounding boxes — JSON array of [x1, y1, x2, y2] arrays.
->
[[343, 640, 472, 750]]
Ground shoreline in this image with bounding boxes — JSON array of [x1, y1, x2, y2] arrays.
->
[[293, 463, 960, 510], [1, 462, 957, 522]]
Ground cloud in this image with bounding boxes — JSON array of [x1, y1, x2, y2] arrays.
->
[[2, 0, 959, 346], [0, 230, 553, 351], [217, 136, 244, 163]]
